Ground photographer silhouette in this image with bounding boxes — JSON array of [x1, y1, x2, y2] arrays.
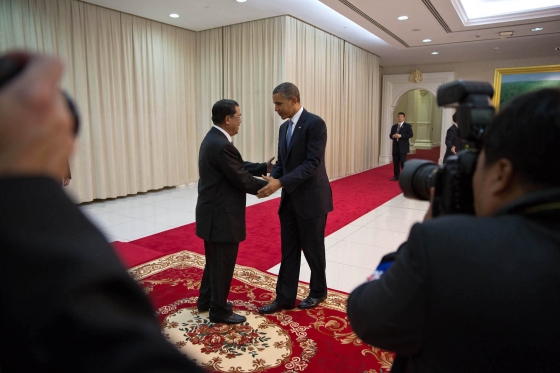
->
[[0, 52, 203, 372], [348, 87, 560, 373]]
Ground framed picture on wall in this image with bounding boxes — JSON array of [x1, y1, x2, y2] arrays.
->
[[493, 64, 560, 110]]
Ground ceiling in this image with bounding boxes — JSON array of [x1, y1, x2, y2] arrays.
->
[[81, 0, 560, 67]]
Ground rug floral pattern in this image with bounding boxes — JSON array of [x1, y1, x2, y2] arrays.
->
[[129, 251, 394, 373]]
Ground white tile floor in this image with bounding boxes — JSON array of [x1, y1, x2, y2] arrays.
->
[[78, 183, 429, 294]]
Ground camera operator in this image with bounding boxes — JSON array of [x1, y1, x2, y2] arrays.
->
[[347, 88, 560, 372], [0, 52, 203, 372]]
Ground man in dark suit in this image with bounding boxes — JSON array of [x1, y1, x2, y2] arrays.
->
[[347, 88, 560, 372], [0, 52, 204, 372], [389, 112, 413, 180], [196, 99, 271, 324], [256, 82, 333, 314], [444, 113, 461, 159]]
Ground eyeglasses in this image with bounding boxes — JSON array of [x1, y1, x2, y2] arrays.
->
[[230, 115, 242, 119]]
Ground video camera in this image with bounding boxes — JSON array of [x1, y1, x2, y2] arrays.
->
[[0, 55, 79, 134], [399, 80, 495, 217]]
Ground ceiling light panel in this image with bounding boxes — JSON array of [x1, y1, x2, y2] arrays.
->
[[451, 0, 560, 26]]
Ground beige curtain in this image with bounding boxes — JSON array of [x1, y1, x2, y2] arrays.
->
[[218, 16, 381, 178], [196, 28, 223, 146], [343, 42, 380, 174], [0, 0, 198, 203], [1, 0, 381, 202], [222, 17, 285, 164], [284, 17, 346, 179]]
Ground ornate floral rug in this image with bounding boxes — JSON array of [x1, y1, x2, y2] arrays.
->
[[129, 250, 394, 373]]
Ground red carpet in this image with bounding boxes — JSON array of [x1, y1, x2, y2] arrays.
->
[[112, 241, 163, 268], [125, 163, 401, 271], [129, 251, 394, 372], [408, 146, 440, 163]]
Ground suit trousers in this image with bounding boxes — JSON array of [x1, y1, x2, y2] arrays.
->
[[198, 240, 239, 319], [276, 194, 328, 306], [393, 151, 407, 177]]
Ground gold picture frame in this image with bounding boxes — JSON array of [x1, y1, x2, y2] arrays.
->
[[492, 64, 560, 110]]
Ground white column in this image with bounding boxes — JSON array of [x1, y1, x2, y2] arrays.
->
[[413, 90, 433, 150]]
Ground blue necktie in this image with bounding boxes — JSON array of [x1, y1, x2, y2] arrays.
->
[[286, 119, 293, 148]]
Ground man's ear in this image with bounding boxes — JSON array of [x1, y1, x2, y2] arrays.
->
[[489, 158, 515, 195]]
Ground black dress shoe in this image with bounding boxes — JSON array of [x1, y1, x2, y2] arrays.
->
[[209, 312, 246, 324], [258, 301, 294, 314], [197, 301, 233, 312], [390, 176, 399, 181], [298, 295, 327, 309]]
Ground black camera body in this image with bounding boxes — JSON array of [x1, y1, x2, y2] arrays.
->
[[399, 80, 495, 217]]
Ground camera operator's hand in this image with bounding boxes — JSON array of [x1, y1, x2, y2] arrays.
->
[[423, 187, 435, 221], [0, 52, 74, 181]]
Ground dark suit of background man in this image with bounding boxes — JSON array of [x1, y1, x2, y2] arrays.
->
[[0, 52, 204, 372], [196, 99, 270, 324], [347, 88, 560, 372], [444, 112, 462, 159], [389, 112, 413, 181], [257, 82, 333, 315]]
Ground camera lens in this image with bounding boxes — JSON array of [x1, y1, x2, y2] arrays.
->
[[399, 159, 439, 201]]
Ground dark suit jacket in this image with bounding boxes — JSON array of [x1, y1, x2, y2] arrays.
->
[[347, 188, 560, 373], [389, 122, 413, 154], [0, 177, 204, 373], [444, 124, 461, 159], [270, 109, 333, 219], [196, 127, 267, 243]]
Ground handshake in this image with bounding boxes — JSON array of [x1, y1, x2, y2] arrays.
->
[[257, 156, 281, 198]]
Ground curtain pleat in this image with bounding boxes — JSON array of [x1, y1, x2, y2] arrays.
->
[[223, 17, 285, 164]]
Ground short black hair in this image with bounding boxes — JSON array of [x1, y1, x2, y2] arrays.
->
[[211, 99, 238, 125], [483, 88, 560, 187], [273, 82, 300, 102], [398, 112, 405, 116], [452, 113, 457, 123]]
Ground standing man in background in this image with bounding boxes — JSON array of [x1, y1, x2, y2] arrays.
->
[[196, 99, 272, 324], [257, 82, 333, 314], [390, 112, 413, 181], [444, 113, 461, 159]]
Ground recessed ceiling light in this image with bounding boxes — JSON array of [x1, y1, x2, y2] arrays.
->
[[397, 16, 409, 20], [236, 0, 247, 2], [423, 39, 432, 43], [556, 47, 560, 51], [494, 47, 499, 50], [169, 14, 179, 18], [431, 52, 439, 55], [532, 27, 544, 31]]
